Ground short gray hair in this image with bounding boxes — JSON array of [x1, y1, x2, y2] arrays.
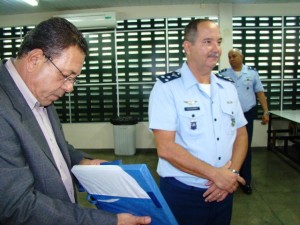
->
[[230, 48, 243, 55]]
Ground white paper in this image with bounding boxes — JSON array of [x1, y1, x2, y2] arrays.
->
[[71, 165, 150, 199]]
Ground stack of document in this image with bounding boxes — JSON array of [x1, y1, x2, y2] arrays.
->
[[71, 162, 178, 225]]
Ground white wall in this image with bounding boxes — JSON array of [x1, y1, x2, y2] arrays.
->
[[252, 121, 269, 147], [63, 122, 156, 149], [1, 3, 300, 28], [63, 121, 269, 149], [2, 3, 299, 149]]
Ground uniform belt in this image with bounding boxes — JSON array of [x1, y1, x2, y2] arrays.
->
[[161, 177, 206, 192], [244, 106, 255, 114]]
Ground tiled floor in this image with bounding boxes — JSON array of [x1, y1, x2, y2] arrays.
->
[[77, 147, 300, 225]]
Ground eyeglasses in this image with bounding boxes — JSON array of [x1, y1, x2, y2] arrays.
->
[[44, 55, 79, 86]]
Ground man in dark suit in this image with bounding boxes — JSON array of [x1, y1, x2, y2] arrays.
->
[[0, 17, 151, 225]]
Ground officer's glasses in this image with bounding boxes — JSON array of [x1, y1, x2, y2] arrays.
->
[[44, 55, 79, 86]]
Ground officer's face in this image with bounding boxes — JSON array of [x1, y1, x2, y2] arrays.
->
[[184, 21, 222, 74], [228, 51, 243, 68], [32, 45, 85, 106]]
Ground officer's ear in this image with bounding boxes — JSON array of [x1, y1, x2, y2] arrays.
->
[[183, 40, 191, 55], [26, 49, 44, 72]]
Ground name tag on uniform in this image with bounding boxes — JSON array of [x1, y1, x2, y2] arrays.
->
[[184, 107, 200, 111]]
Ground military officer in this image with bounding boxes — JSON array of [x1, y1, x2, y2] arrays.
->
[[219, 48, 269, 195], [148, 19, 248, 225]]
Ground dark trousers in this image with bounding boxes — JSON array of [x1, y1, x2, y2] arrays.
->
[[240, 107, 255, 185], [160, 177, 233, 225]]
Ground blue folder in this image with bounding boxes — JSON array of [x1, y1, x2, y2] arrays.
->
[[71, 162, 178, 225]]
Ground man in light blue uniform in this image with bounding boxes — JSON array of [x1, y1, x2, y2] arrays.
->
[[148, 19, 248, 225], [219, 48, 269, 195]]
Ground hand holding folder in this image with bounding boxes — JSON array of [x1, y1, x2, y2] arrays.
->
[[71, 162, 178, 225]]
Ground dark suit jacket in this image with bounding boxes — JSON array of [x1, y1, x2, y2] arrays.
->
[[0, 61, 117, 225]]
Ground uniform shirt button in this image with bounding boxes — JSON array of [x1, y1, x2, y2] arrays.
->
[[218, 157, 221, 160], [214, 118, 217, 121], [217, 137, 220, 141]]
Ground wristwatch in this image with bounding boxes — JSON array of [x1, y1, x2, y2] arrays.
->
[[263, 111, 270, 115], [229, 169, 240, 176]]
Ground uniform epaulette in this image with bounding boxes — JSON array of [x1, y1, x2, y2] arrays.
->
[[215, 73, 234, 83], [218, 68, 227, 73], [157, 71, 181, 83], [248, 66, 257, 71]]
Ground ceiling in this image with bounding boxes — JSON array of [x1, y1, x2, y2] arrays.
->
[[1, 0, 300, 16]]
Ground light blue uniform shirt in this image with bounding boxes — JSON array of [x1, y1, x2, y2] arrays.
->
[[219, 64, 264, 113], [149, 62, 247, 189]]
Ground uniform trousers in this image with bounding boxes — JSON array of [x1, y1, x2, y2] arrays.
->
[[160, 177, 233, 225], [240, 106, 255, 185]]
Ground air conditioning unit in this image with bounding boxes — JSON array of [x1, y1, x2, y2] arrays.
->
[[56, 12, 117, 30]]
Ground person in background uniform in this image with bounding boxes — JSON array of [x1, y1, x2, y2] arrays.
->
[[148, 19, 248, 225], [219, 48, 269, 195], [0, 17, 151, 225]]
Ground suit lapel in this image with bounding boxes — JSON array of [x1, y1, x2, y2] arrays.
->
[[0, 62, 59, 169]]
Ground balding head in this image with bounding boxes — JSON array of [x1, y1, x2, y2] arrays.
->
[[228, 48, 244, 71]]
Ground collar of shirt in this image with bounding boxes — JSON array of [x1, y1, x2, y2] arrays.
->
[[5, 58, 39, 110], [181, 61, 226, 90], [178, 62, 197, 89], [241, 64, 248, 75]]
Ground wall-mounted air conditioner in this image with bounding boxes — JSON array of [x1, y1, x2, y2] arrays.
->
[[55, 12, 117, 30]]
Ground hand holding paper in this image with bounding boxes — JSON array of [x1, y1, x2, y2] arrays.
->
[[71, 163, 178, 225]]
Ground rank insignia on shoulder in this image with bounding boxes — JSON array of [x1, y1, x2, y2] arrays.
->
[[215, 73, 234, 83], [248, 66, 257, 71], [157, 71, 181, 83], [218, 68, 227, 73]]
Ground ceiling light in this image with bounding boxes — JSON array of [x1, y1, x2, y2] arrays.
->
[[22, 0, 39, 6]]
